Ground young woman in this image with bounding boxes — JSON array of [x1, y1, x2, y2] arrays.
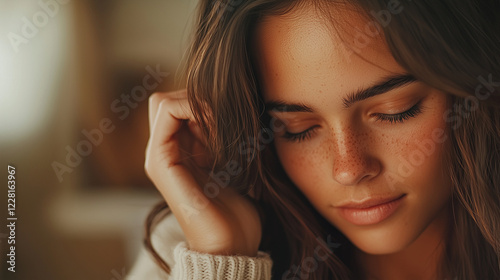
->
[[128, 0, 500, 279]]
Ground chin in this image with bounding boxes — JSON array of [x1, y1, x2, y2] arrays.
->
[[327, 209, 424, 255], [346, 225, 419, 255]]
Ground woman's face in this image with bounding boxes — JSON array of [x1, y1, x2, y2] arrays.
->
[[253, 5, 453, 254]]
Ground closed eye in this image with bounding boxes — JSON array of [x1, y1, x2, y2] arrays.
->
[[280, 100, 424, 143], [372, 100, 423, 123], [281, 125, 319, 142]]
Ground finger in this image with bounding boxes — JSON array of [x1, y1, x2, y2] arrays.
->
[[157, 164, 212, 226], [146, 99, 211, 218], [149, 97, 193, 149], [149, 89, 188, 129]]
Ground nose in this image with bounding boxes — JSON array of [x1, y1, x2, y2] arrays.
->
[[330, 127, 381, 186]]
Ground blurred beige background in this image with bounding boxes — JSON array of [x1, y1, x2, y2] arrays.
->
[[0, 0, 198, 279]]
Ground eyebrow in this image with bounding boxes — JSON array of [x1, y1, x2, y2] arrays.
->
[[265, 74, 417, 113]]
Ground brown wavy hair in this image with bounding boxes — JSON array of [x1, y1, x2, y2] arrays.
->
[[143, 0, 500, 279]]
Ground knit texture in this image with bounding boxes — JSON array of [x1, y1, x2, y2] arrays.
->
[[127, 212, 273, 279], [171, 242, 273, 279]]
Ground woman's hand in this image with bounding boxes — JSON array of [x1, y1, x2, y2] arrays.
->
[[145, 89, 262, 257]]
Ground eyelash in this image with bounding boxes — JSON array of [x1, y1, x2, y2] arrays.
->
[[282, 125, 319, 142], [372, 100, 423, 123], [281, 101, 423, 143]]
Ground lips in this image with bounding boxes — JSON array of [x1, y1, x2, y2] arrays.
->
[[337, 194, 406, 209], [336, 194, 406, 226]]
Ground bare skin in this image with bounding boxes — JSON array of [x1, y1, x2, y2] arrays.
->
[[145, 3, 453, 280], [252, 3, 452, 280], [144, 90, 262, 257]]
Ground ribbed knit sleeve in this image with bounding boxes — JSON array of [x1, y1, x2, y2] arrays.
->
[[171, 241, 273, 280], [127, 211, 274, 280]]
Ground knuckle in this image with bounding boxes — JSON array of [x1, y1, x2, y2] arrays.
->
[[150, 92, 174, 108], [144, 157, 157, 179], [159, 98, 171, 107], [143, 147, 155, 177], [144, 161, 152, 177], [158, 98, 176, 114], [149, 92, 162, 105]]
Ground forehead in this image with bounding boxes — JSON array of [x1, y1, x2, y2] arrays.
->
[[251, 3, 405, 103]]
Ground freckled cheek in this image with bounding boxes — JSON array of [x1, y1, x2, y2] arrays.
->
[[275, 143, 329, 191], [387, 114, 451, 194]]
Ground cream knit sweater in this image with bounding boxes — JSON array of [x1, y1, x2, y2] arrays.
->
[[127, 212, 273, 279]]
